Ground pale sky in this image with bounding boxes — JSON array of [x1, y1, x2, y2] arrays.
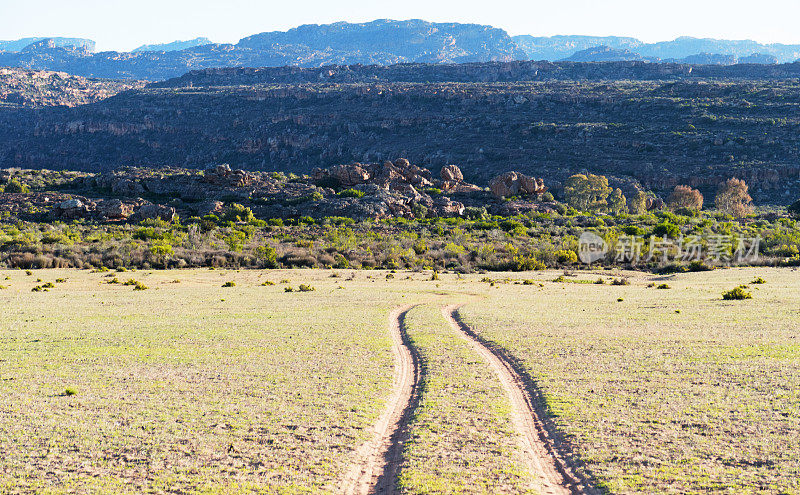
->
[[2, 0, 799, 52]]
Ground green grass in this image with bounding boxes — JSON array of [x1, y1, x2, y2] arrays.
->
[[460, 267, 800, 493], [1, 267, 799, 493], [0, 269, 436, 493], [398, 305, 535, 493]]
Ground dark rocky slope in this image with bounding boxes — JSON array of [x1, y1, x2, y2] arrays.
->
[[1, 61, 799, 204]]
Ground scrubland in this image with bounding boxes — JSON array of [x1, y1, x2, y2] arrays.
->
[[0, 266, 798, 493]]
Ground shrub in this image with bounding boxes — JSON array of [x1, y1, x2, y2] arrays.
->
[[261, 281, 275, 286], [3, 178, 29, 194], [522, 279, 536, 285], [284, 287, 294, 293], [657, 283, 671, 289], [723, 286, 752, 300], [751, 277, 767, 284], [594, 278, 605, 284], [63, 387, 77, 396], [133, 282, 148, 291], [553, 275, 566, 283], [611, 278, 630, 286], [338, 188, 365, 198], [222, 281, 236, 287], [463, 206, 489, 220], [430, 271, 440, 281], [298, 284, 315, 292], [688, 260, 714, 272], [652, 222, 681, 238], [555, 249, 578, 264]]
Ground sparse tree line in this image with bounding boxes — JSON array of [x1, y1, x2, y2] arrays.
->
[[561, 174, 756, 218]]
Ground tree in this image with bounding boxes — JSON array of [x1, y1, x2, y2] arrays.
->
[[667, 185, 704, 211], [715, 178, 753, 218], [608, 188, 627, 214], [628, 189, 648, 215], [563, 174, 611, 211], [788, 199, 800, 219]]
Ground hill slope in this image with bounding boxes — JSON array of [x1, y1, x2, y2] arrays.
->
[[1, 62, 799, 203]]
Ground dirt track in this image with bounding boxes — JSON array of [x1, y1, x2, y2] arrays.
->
[[339, 306, 421, 495], [442, 305, 593, 495]]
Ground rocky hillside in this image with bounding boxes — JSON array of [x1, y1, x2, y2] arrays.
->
[[562, 46, 778, 65], [0, 20, 526, 80], [0, 162, 552, 224], [0, 68, 143, 108], [1, 62, 799, 204]]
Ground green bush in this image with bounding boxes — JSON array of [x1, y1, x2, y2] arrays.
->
[[555, 249, 578, 264], [652, 222, 681, 238], [657, 283, 671, 289], [298, 284, 315, 292], [222, 281, 236, 287], [338, 189, 365, 198], [723, 286, 752, 300], [63, 387, 77, 396], [751, 277, 767, 284], [3, 178, 29, 194]]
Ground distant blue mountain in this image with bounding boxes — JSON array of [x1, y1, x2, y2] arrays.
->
[[0, 20, 527, 80], [515, 35, 800, 63], [133, 37, 213, 53], [0, 37, 95, 53]]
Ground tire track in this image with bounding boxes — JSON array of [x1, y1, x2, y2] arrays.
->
[[340, 305, 422, 495], [442, 305, 597, 495]]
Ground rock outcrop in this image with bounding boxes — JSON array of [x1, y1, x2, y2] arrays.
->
[[489, 171, 547, 198], [312, 164, 370, 187]]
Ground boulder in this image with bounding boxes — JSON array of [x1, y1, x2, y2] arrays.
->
[[432, 197, 465, 217], [313, 164, 370, 187], [111, 178, 145, 196], [54, 198, 91, 219], [132, 203, 177, 222], [440, 164, 464, 182], [489, 171, 547, 198], [97, 199, 133, 220], [196, 200, 224, 216], [204, 164, 252, 187], [440, 180, 482, 194]]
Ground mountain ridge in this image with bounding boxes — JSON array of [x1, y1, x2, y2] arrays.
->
[[1, 21, 799, 80]]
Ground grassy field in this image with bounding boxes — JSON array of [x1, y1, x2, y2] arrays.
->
[[462, 267, 800, 494], [1, 266, 798, 493], [398, 304, 535, 493], [0, 268, 433, 493]]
